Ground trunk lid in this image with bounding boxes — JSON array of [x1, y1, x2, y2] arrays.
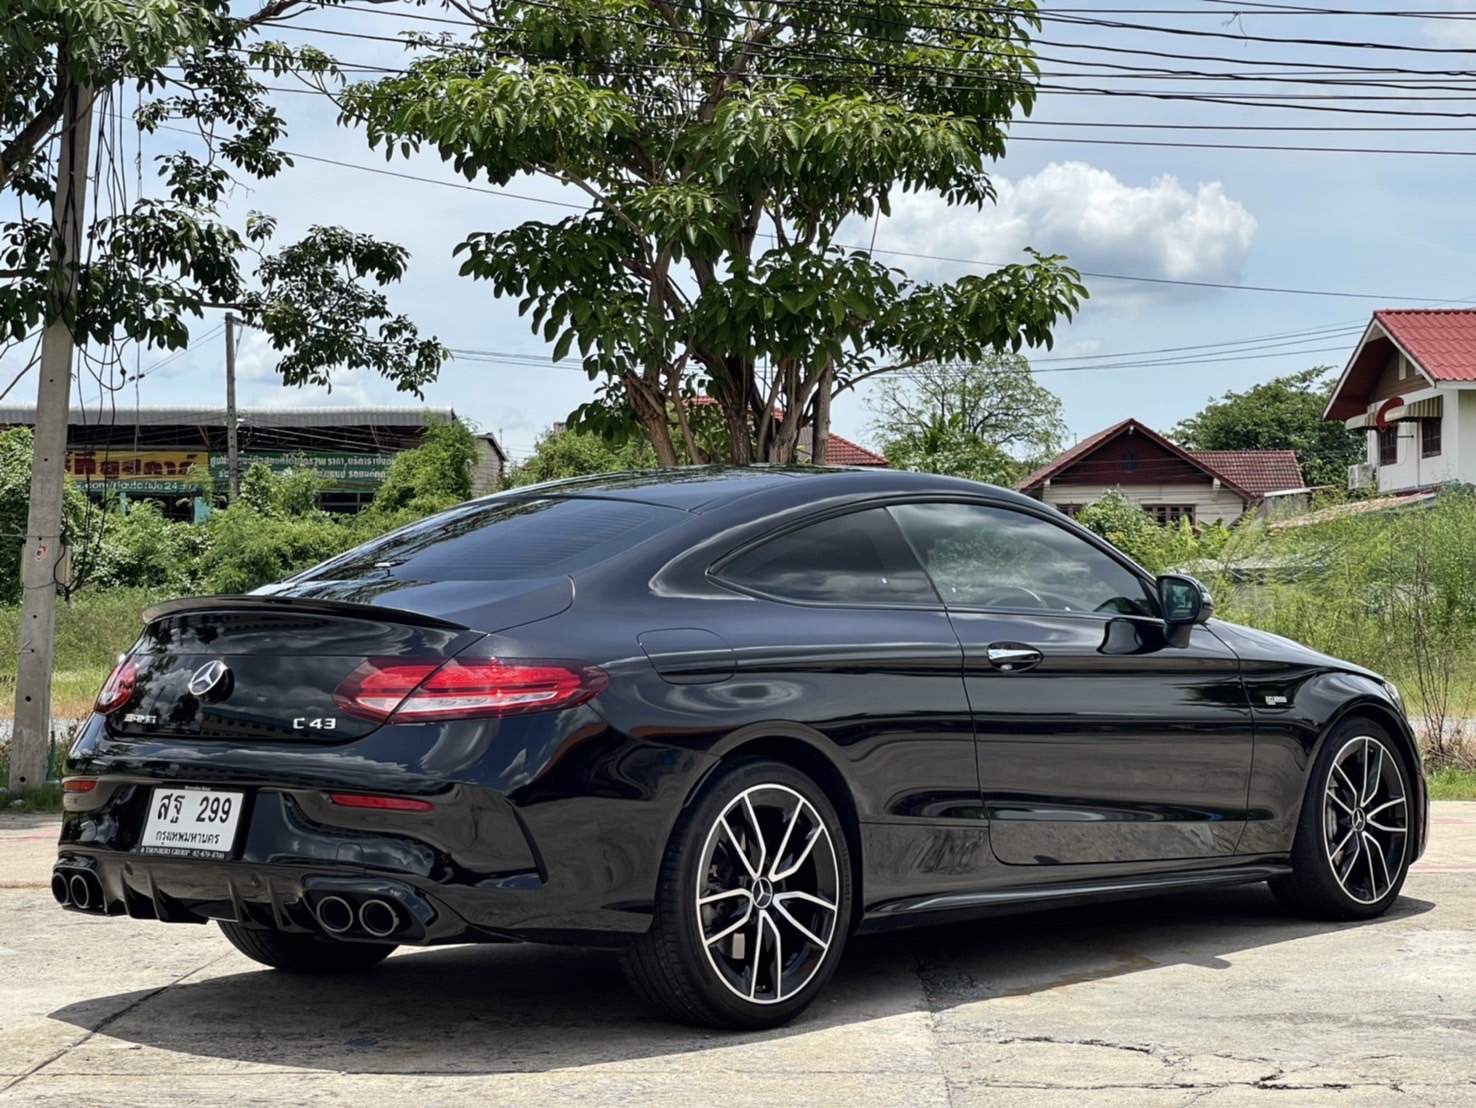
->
[[106, 581, 571, 741]]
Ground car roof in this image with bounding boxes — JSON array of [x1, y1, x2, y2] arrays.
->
[[497, 466, 1044, 512]]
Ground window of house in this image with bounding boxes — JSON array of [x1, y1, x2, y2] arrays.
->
[[888, 502, 1156, 617], [716, 508, 938, 605], [1121, 452, 1139, 473], [1144, 504, 1196, 526], [1378, 426, 1398, 466], [1422, 418, 1442, 458]]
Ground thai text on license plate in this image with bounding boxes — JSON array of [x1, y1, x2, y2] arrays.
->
[[137, 787, 245, 857]]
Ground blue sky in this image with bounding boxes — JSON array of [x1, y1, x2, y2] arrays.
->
[[36, 1, 1476, 462]]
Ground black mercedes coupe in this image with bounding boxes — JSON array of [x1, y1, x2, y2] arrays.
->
[[55, 468, 1428, 1028]]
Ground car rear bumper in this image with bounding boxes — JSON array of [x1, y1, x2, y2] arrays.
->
[[55, 713, 715, 946]]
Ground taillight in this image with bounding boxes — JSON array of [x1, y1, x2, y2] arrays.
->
[[333, 657, 607, 723], [95, 657, 137, 715]]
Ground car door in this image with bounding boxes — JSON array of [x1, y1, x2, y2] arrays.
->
[[889, 500, 1254, 867], [708, 505, 992, 904]]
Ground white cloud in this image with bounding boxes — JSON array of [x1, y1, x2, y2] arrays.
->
[[871, 162, 1258, 305], [1419, 4, 1476, 48]]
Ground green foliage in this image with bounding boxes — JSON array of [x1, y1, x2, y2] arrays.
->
[[339, 0, 1086, 465], [1073, 490, 1230, 575], [201, 464, 352, 594], [1192, 489, 1476, 764], [1170, 367, 1363, 488], [368, 418, 479, 516], [2, 0, 442, 391], [0, 427, 92, 604], [871, 356, 1066, 485], [82, 498, 211, 594], [508, 426, 657, 487]]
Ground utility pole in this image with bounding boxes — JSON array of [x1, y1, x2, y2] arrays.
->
[[10, 83, 95, 795], [225, 312, 240, 502]]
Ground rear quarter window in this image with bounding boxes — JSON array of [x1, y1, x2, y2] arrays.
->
[[293, 496, 685, 583]]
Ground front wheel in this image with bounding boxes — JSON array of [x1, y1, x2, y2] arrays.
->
[[218, 921, 397, 974], [1271, 718, 1412, 920], [619, 759, 853, 1029]]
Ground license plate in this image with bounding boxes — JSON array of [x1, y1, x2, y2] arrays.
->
[[137, 787, 245, 858]]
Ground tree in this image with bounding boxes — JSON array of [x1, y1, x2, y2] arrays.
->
[[508, 426, 657, 487], [1170, 367, 1363, 489], [2, 1, 445, 385], [868, 355, 1066, 485], [340, 0, 1087, 467], [0, 426, 90, 603], [369, 418, 480, 516]]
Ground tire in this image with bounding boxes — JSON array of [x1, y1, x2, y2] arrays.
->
[[1270, 716, 1413, 921], [217, 921, 397, 974], [619, 758, 854, 1029]]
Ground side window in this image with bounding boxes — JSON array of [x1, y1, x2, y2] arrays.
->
[[889, 502, 1156, 617], [716, 508, 939, 606]]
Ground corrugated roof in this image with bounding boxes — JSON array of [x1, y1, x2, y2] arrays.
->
[[1190, 450, 1304, 498], [0, 405, 456, 429], [1374, 309, 1476, 382]]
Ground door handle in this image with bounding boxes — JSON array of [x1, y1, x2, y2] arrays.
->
[[986, 643, 1043, 672]]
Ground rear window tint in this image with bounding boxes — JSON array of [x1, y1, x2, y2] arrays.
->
[[294, 497, 684, 583], [715, 508, 938, 606]]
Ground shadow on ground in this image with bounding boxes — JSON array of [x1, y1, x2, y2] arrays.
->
[[49, 884, 1434, 1074]]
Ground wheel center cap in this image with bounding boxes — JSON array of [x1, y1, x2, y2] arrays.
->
[[752, 878, 774, 909], [1352, 809, 1367, 832]]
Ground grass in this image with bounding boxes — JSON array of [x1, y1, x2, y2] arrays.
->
[[0, 589, 158, 720], [1427, 768, 1476, 801]]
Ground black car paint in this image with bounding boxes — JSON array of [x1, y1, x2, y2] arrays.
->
[[58, 467, 1428, 947]]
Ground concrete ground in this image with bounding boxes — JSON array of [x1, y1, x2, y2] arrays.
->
[[2, 808, 1474, 1107]]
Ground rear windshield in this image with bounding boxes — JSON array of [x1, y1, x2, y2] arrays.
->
[[292, 496, 685, 583]]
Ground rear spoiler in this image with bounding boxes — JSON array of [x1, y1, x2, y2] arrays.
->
[[141, 595, 468, 632]]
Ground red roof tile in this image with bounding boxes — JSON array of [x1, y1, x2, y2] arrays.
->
[[1374, 309, 1476, 382], [816, 434, 888, 467], [1189, 450, 1304, 498]]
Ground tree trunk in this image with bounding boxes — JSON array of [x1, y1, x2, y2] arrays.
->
[[813, 362, 832, 465], [625, 374, 679, 467]]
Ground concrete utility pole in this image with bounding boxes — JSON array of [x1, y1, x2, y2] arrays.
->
[[10, 83, 95, 795], [225, 312, 240, 502]]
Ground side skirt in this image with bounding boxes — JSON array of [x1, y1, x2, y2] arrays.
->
[[855, 860, 1292, 935]]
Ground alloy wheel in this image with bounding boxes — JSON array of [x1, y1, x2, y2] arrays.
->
[[695, 783, 841, 1005], [1321, 735, 1408, 905]]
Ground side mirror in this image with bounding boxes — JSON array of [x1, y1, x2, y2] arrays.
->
[[1157, 574, 1214, 647]]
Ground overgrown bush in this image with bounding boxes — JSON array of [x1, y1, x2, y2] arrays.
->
[[1074, 489, 1230, 575], [369, 418, 479, 515], [82, 499, 212, 594], [1213, 490, 1476, 764], [0, 427, 93, 604]]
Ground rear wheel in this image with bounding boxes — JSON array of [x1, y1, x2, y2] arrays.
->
[[620, 759, 853, 1029], [218, 921, 397, 974], [1271, 717, 1412, 920]]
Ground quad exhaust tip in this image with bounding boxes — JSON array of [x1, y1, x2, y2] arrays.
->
[[68, 873, 95, 911], [315, 894, 355, 934], [51, 872, 70, 906], [358, 899, 399, 938]]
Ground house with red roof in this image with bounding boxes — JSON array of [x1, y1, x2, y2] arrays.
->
[[1016, 418, 1303, 526], [1324, 309, 1476, 494]]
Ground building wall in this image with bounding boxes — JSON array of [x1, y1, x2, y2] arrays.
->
[[1370, 350, 1422, 404], [1366, 388, 1466, 493], [1056, 433, 1206, 487], [1037, 481, 1250, 525]]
